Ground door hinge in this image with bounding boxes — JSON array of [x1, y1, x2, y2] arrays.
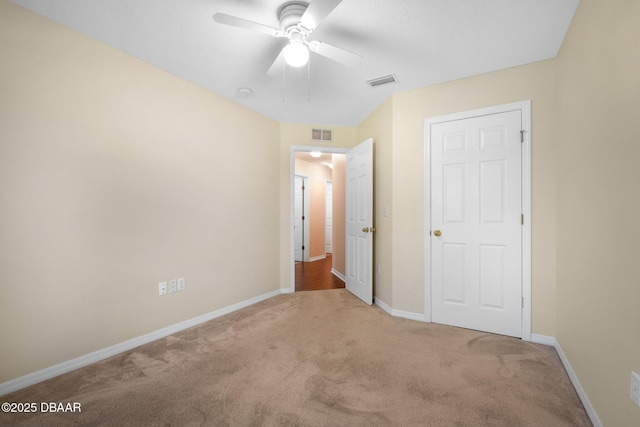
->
[[302, 215, 305, 220], [520, 130, 525, 143], [522, 297, 524, 308], [302, 245, 305, 250], [302, 185, 305, 190], [521, 214, 524, 225]]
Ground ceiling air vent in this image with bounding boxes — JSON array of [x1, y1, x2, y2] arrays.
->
[[311, 128, 333, 142], [366, 74, 397, 88]]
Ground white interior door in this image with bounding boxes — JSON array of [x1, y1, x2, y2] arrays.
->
[[325, 181, 333, 254], [431, 111, 523, 337], [294, 175, 308, 262], [346, 138, 373, 305]]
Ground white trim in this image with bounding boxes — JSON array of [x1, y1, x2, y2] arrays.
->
[[374, 297, 425, 322], [331, 268, 346, 283], [289, 145, 349, 292], [521, 101, 532, 341], [0, 292, 602, 427], [423, 100, 532, 340], [308, 254, 327, 262], [374, 297, 393, 314], [530, 334, 602, 427], [424, 113, 433, 323], [530, 333, 557, 347], [377, 296, 601, 426], [553, 342, 603, 427], [0, 289, 283, 397]]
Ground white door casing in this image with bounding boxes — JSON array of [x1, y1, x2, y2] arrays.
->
[[425, 101, 531, 339], [345, 138, 374, 305]]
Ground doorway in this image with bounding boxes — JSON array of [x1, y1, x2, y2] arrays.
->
[[424, 101, 531, 340], [291, 148, 347, 292], [289, 139, 374, 305]]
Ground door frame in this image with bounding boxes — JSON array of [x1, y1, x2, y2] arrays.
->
[[423, 100, 532, 340], [289, 145, 349, 292]]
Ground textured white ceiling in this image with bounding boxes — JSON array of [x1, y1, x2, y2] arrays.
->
[[11, 0, 579, 126]]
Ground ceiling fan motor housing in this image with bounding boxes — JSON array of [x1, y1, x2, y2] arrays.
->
[[278, 2, 309, 32], [212, 0, 362, 74]]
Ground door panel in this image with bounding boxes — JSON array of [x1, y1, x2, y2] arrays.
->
[[325, 181, 333, 253], [294, 176, 303, 262], [345, 138, 373, 305], [443, 164, 465, 222], [294, 176, 309, 262], [479, 244, 506, 308], [443, 243, 465, 304], [431, 111, 522, 337]]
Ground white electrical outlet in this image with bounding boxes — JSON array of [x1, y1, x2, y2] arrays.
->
[[631, 371, 640, 407], [158, 282, 167, 296], [177, 277, 185, 291], [169, 279, 177, 294]]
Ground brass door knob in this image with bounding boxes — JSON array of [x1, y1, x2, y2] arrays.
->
[[433, 230, 442, 237], [362, 227, 369, 233]]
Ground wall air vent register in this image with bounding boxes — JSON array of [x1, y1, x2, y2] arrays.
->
[[366, 74, 397, 87], [311, 128, 333, 142]]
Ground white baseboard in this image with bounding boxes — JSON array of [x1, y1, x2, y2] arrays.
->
[[1, 292, 603, 427], [530, 334, 602, 427], [374, 297, 425, 322], [331, 268, 346, 283], [530, 333, 557, 347], [0, 289, 284, 397], [308, 255, 327, 262]]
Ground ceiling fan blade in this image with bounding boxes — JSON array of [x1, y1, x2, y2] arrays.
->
[[212, 13, 280, 36], [308, 40, 362, 67], [267, 48, 286, 77], [299, 0, 343, 32]]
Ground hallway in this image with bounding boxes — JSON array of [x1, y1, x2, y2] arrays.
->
[[295, 254, 345, 292]]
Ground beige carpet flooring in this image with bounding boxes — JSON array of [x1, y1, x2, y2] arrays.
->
[[1, 289, 591, 426]]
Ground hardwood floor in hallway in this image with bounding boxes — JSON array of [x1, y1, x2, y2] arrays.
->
[[295, 254, 345, 292]]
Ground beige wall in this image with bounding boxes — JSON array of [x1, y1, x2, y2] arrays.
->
[[555, 0, 640, 425], [354, 0, 640, 424], [0, 1, 280, 383], [3, 0, 640, 424], [366, 59, 559, 331]]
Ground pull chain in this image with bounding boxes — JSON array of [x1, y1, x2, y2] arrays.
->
[[282, 58, 286, 103], [307, 57, 311, 101]]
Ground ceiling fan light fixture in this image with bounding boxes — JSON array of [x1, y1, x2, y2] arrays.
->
[[283, 40, 309, 67], [310, 151, 322, 158]]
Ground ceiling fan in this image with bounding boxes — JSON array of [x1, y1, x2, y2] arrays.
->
[[213, 0, 362, 76]]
